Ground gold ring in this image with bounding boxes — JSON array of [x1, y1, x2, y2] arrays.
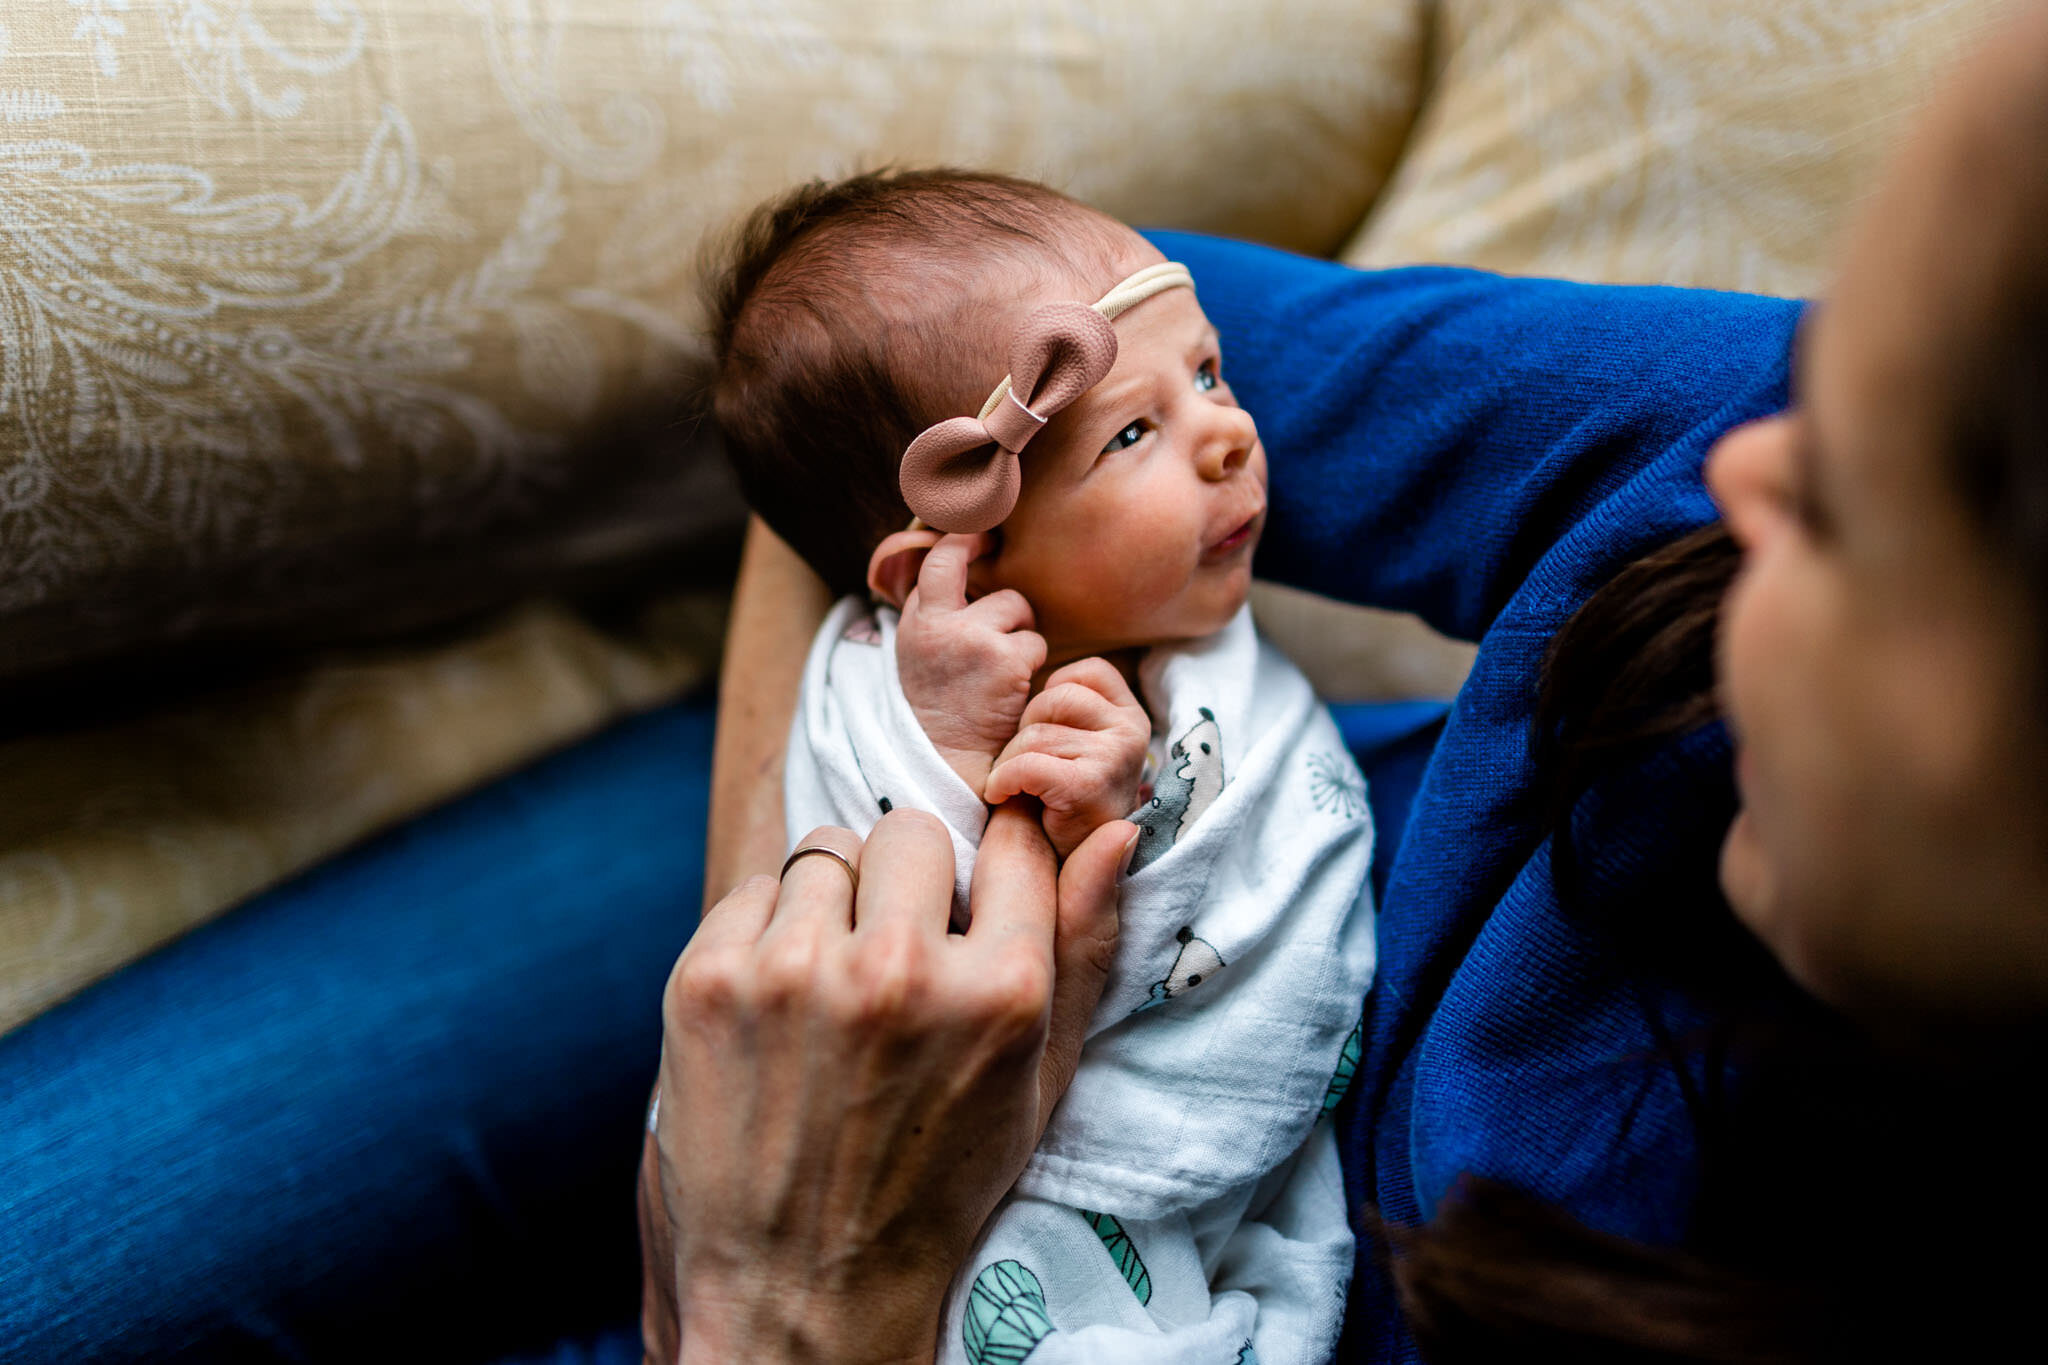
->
[[780, 844, 859, 897]]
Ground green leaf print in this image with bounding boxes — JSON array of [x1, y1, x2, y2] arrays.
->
[[963, 1259, 1056, 1365], [1321, 1016, 1364, 1116], [1236, 1340, 1259, 1364], [1078, 1209, 1153, 1305]]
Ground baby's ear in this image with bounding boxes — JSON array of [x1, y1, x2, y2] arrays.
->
[[867, 528, 943, 608]]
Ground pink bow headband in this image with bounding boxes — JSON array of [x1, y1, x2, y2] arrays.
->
[[898, 261, 1195, 533]]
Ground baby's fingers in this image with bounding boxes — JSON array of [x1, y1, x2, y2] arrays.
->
[[960, 586, 1036, 636], [1040, 657, 1141, 711], [992, 722, 1094, 774], [912, 532, 992, 616], [1008, 628, 1049, 681], [1019, 681, 1125, 736], [984, 751, 1079, 808]]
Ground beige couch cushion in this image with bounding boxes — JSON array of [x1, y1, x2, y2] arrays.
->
[[0, 0, 1427, 680], [1346, 0, 2000, 293]]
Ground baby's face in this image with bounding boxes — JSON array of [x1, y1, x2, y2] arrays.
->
[[969, 245, 1267, 660]]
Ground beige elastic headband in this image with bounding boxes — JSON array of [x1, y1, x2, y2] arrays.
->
[[898, 261, 1195, 534]]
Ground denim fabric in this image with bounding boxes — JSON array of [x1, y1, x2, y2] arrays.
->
[[1, 701, 714, 1364], [1, 695, 1436, 1363], [495, 1327, 645, 1365]]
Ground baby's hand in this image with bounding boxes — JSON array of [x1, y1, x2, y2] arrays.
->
[[984, 658, 1151, 861], [896, 532, 1048, 794]]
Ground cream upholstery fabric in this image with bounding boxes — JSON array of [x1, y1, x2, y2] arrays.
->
[[1346, 0, 2000, 293], [0, 596, 720, 1035], [0, 0, 1428, 680], [1, 0, 1427, 1029]]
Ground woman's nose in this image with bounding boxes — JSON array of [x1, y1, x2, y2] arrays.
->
[[1197, 406, 1258, 481], [1705, 414, 1794, 549]]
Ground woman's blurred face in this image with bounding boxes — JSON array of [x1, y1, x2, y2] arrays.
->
[[1706, 27, 2048, 1042]]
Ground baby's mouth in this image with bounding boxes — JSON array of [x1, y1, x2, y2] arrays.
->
[[1205, 509, 1264, 561]]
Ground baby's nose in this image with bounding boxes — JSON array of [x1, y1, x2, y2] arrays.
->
[[1197, 407, 1258, 480]]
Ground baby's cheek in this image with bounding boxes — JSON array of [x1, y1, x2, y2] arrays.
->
[[1020, 488, 1202, 639], [1037, 564, 1154, 645], [1079, 525, 1186, 608]]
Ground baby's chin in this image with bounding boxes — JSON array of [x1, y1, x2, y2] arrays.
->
[[1173, 566, 1256, 637], [1100, 600, 1254, 658]]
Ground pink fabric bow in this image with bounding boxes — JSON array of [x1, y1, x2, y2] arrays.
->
[[898, 301, 1119, 533]]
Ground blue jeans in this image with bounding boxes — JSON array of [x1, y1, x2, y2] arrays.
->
[[0, 697, 1441, 1363]]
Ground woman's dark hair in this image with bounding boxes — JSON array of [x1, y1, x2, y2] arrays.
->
[[1380, 1175, 1822, 1363], [704, 168, 1123, 596], [1534, 525, 1733, 832]]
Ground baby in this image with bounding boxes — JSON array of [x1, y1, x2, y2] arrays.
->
[[708, 169, 1376, 1365]]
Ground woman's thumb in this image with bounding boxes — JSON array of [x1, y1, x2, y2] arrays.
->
[[1037, 819, 1133, 1123]]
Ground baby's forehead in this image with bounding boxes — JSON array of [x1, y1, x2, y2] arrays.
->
[[1076, 288, 1220, 394]]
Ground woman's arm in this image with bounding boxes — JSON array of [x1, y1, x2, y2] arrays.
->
[[1147, 231, 1803, 642], [702, 517, 832, 911]]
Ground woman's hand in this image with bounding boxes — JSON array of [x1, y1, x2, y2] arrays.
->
[[894, 533, 1047, 794], [640, 801, 1136, 1365], [984, 658, 1152, 860]]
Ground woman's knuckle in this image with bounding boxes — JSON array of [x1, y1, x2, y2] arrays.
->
[[755, 935, 823, 1003], [1077, 925, 1119, 978], [667, 946, 745, 1020], [846, 933, 926, 1022], [977, 958, 1052, 1031], [793, 825, 856, 854], [880, 806, 948, 843], [661, 956, 697, 1019]]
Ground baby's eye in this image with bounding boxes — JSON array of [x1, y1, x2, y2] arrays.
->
[[1194, 358, 1221, 393], [1101, 419, 1150, 455]]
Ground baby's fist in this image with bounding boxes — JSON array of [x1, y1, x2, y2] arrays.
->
[[895, 532, 1047, 793], [984, 658, 1150, 861]]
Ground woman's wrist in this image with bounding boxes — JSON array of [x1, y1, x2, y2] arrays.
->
[[676, 1275, 942, 1365]]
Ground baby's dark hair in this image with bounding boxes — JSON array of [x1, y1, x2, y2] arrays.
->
[[705, 168, 1129, 596]]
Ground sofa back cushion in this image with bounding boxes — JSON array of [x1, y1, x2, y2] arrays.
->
[[0, 0, 1427, 681], [1346, 0, 1999, 293]]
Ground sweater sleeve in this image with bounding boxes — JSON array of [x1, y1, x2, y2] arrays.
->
[[1142, 231, 1804, 643]]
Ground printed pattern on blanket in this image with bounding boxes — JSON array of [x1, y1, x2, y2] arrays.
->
[[786, 599, 1376, 1361]]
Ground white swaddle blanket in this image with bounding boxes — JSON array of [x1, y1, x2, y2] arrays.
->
[[786, 598, 1377, 1365]]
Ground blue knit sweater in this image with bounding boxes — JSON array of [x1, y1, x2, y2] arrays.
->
[[1145, 230, 1804, 1360]]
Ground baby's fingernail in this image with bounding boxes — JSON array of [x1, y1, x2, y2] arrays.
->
[[1118, 829, 1140, 876]]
